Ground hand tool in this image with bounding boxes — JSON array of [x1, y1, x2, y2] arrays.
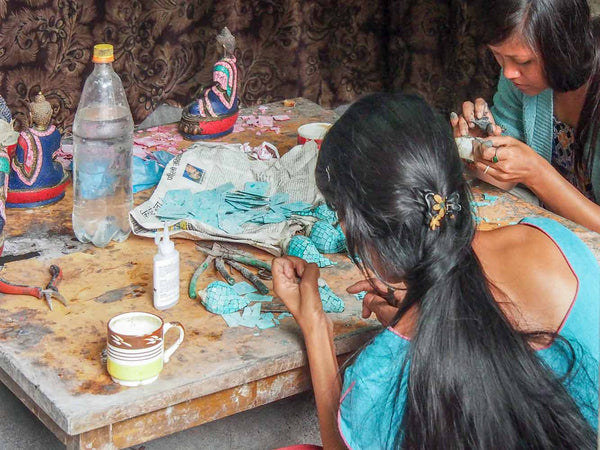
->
[[260, 298, 289, 313], [196, 243, 271, 271], [0, 264, 68, 311], [189, 254, 215, 299], [257, 268, 272, 280], [224, 259, 270, 295], [215, 257, 236, 285], [44, 265, 67, 311]]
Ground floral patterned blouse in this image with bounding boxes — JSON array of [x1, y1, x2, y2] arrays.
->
[[552, 116, 595, 202]]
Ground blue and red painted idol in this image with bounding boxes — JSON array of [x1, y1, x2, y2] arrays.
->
[[7, 125, 68, 208], [0, 148, 9, 253], [179, 28, 240, 140]]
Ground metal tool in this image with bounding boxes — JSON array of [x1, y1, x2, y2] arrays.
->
[[44, 265, 67, 311], [215, 257, 236, 285], [260, 298, 289, 313], [257, 268, 272, 280], [0, 264, 68, 311], [224, 259, 270, 295], [189, 254, 215, 299], [196, 243, 272, 271]]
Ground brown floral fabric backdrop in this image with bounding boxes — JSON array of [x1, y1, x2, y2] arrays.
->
[[0, 0, 499, 133]]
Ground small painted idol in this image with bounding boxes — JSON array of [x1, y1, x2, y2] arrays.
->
[[7, 92, 68, 208], [0, 96, 17, 252], [179, 27, 239, 140]]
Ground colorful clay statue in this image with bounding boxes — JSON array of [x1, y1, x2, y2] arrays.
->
[[179, 27, 239, 140], [0, 95, 18, 252], [7, 92, 68, 208]]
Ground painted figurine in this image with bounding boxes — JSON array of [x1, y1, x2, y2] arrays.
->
[[0, 95, 18, 253], [7, 92, 68, 208], [179, 27, 239, 140]]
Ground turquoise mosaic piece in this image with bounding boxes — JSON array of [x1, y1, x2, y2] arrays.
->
[[318, 279, 345, 313], [296, 203, 338, 224], [286, 235, 336, 267], [200, 281, 250, 314], [309, 220, 346, 254]]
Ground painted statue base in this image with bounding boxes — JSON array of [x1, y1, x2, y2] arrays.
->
[[6, 172, 70, 208], [179, 108, 239, 141]]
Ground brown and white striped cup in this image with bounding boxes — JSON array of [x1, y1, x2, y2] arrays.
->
[[107, 311, 184, 387]]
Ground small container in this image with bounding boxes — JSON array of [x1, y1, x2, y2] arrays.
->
[[297, 122, 332, 149], [153, 224, 180, 310]]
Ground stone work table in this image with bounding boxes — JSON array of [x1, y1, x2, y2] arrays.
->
[[0, 98, 597, 449]]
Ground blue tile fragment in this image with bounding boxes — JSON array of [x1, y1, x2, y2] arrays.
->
[[233, 281, 257, 295], [287, 235, 336, 267], [200, 281, 250, 314], [353, 291, 367, 301], [244, 293, 273, 302]]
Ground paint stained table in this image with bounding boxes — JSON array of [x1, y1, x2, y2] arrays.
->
[[0, 98, 598, 449]]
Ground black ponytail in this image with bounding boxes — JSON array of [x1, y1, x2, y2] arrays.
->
[[316, 92, 596, 449], [579, 16, 600, 175]]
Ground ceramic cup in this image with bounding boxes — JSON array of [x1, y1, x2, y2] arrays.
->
[[107, 311, 184, 387], [297, 122, 332, 149]]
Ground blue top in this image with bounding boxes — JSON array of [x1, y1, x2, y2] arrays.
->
[[490, 72, 600, 201], [338, 217, 599, 449]]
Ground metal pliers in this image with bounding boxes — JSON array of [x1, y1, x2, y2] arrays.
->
[[0, 264, 68, 311]]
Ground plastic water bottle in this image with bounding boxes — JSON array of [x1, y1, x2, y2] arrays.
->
[[72, 43, 134, 247]]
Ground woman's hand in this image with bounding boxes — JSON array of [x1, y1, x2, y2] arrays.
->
[[273, 256, 346, 450], [450, 98, 503, 138], [473, 135, 546, 187], [347, 279, 404, 327], [272, 256, 327, 332]]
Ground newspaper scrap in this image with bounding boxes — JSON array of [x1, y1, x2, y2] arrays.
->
[[129, 141, 323, 255]]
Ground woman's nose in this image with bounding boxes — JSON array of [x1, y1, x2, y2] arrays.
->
[[503, 61, 521, 80]]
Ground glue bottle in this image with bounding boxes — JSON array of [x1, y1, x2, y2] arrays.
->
[[153, 224, 180, 310]]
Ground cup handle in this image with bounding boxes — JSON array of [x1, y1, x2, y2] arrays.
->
[[162, 321, 185, 364]]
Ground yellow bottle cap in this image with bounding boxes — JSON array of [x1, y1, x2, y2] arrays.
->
[[92, 44, 114, 63]]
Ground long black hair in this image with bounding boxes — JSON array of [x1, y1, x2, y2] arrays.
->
[[316, 92, 596, 449], [476, 0, 600, 180]]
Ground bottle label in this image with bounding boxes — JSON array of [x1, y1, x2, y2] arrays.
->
[[153, 257, 179, 308]]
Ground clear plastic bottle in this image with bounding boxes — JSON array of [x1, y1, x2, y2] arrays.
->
[[72, 43, 134, 247]]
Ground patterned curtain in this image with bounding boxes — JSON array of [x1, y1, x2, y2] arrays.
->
[[0, 0, 499, 133]]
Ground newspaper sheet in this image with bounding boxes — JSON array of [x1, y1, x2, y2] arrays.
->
[[129, 141, 323, 255]]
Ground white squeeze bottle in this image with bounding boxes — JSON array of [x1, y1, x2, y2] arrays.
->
[[153, 224, 180, 310], [72, 43, 134, 247]]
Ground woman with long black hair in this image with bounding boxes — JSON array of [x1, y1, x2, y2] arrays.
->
[[452, 0, 600, 232], [273, 93, 598, 449]]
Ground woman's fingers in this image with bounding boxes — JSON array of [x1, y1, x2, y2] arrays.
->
[[474, 161, 514, 181], [473, 141, 496, 161], [458, 116, 471, 136], [283, 255, 308, 277], [461, 101, 475, 125], [474, 98, 488, 119], [299, 263, 320, 295], [362, 293, 398, 326], [272, 257, 296, 285], [346, 278, 389, 295], [486, 135, 517, 147]]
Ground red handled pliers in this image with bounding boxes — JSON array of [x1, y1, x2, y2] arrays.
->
[[0, 264, 68, 311]]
